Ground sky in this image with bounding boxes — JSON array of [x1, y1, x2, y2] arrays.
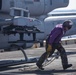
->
[[66, 0, 76, 9], [53, 0, 76, 11]]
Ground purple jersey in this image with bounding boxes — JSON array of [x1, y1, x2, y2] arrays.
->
[[48, 24, 65, 45]]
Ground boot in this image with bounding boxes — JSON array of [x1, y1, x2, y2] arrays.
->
[[36, 63, 44, 70], [36, 52, 48, 70], [63, 64, 72, 70]]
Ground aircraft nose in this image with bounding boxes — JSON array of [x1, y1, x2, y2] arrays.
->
[[44, 0, 69, 14]]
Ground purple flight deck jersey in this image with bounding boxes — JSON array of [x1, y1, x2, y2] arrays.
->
[[48, 24, 66, 45]]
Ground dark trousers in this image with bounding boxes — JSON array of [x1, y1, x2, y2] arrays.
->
[[37, 43, 68, 68]]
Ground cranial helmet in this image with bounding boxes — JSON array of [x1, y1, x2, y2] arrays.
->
[[63, 20, 73, 30]]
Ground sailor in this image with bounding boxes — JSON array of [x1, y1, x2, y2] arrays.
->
[[36, 20, 73, 70]]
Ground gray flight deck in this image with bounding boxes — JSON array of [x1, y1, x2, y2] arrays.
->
[[0, 44, 76, 75]]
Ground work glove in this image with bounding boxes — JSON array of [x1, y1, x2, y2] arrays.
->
[[46, 44, 52, 58], [46, 44, 52, 52]]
